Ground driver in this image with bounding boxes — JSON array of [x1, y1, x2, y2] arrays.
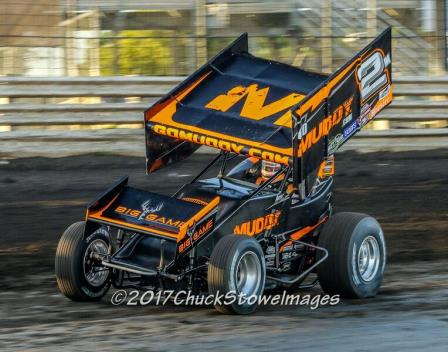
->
[[254, 160, 281, 185], [244, 158, 295, 193], [232, 157, 283, 185]]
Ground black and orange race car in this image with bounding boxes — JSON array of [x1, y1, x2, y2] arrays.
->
[[55, 28, 392, 314]]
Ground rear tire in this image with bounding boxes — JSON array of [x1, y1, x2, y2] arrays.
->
[[208, 235, 266, 314], [55, 222, 111, 301], [317, 212, 386, 298]]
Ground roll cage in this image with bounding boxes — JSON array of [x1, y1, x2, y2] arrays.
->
[[175, 150, 291, 200]]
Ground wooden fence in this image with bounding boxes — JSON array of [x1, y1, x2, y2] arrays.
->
[[0, 76, 447, 157]]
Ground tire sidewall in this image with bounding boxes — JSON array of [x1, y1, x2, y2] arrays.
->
[[347, 217, 386, 298], [226, 238, 266, 314]]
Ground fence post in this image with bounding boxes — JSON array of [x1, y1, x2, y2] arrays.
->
[[321, 0, 332, 73], [195, 0, 207, 68], [367, 0, 377, 38]]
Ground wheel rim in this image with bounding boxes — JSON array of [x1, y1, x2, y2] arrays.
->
[[357, 236, 380, 282], [235, 251, 262, 297], [83, 239, 109, 287]]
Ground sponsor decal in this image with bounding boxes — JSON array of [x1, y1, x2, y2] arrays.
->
[[357, 104, 371, 128], [295, 119, 308, 140], [205, 84, 305, 127], [115, 205, 184, 228], [379, 84, 390, 100], [342, 113, 353, 127], [328, 134, 343, 154], [356, 50, 390, 102], [151, 124, 290, 165], [317, 155, 335, 179], [178, 217, 215, 253], [233, 210, 281, 237], [298, 96, 353, 156], [343, 120, 358, 139], [139, 200, 163, 221], [369, 86, 393, 119]]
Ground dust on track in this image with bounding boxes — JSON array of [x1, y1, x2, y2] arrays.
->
[[0, 150, 447, 351]]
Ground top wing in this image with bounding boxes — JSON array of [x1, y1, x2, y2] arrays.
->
[[145, 29, 392, 178], [144, 33, 327, 172]]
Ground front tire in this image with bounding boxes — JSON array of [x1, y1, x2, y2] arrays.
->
[[317, 212, 386, 298], [55, 222, 111, 301], [208, 235, 266, 314]]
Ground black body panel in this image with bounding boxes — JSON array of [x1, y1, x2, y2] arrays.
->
[[112, 234, 176, 271], [87, 176, 128, 213]]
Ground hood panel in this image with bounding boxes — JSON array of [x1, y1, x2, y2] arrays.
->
[[88, 186, 220, 241], [102, 187, 203, 234]]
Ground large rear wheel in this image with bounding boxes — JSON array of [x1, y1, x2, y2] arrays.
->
[[317, 212, 386, 298]]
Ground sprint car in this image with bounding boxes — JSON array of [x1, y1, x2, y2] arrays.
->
[[55, 28, 392, 314]]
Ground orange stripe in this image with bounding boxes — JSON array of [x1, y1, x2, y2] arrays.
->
[[279, 216, 329, 252], [85, 192, 121, 222]]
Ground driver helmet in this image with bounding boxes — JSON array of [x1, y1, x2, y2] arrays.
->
[[261, 160, 281, 180]]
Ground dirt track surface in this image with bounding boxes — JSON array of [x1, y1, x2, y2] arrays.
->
[[0, 150, 447, 351]]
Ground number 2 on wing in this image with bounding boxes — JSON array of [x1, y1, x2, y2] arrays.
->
[[357, 51, 388, 101]]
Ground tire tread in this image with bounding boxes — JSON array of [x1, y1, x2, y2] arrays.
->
[[55, 221, 108, 301], [317, 212, 369, 298]]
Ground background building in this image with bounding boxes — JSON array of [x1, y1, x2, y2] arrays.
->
[[0, 0, 447, 76]]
